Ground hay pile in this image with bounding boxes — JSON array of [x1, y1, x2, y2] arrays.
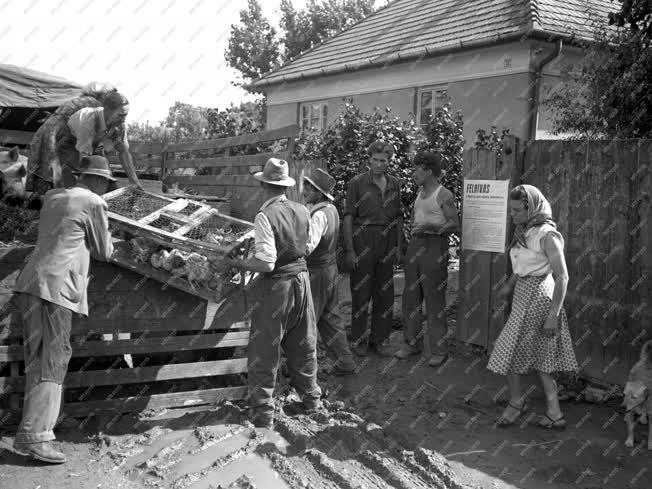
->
[[0, 202, 40, 245]]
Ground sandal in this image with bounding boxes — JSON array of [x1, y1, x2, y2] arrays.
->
[[428, 353, 449, 367], [496, 401, 528, 427], [536, 412, 566, 430]]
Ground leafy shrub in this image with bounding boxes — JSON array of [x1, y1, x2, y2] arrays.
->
[[294, 99, 465, 251]]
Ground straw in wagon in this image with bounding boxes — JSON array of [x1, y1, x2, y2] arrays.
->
[[217, 158, 322, 429], [11, 155, 115, 464]]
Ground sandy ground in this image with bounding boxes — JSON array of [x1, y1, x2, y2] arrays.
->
[[1, 267, 651, 489]]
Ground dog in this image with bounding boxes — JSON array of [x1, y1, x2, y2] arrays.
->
[[623, 339, 652, 449]]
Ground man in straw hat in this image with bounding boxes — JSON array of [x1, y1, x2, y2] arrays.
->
[[12, 155, 115, 464], [221, 158, 322, 429], [303, 168, 357, 375]]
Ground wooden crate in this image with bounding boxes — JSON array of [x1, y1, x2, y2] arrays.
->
[[103, 186, 255, 302], [0, 247, 253, 419]]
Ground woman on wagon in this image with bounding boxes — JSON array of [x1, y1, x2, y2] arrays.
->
[[26, 83, 141, 197], [487, 184, 578, 429]]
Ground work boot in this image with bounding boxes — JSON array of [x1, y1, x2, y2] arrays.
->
[[368, 342, 395, 358], [395, 344, 421, 359], [249, 408, 274, 429], [13, 441, 66, 464], [333, 356, 357, 376], [303, 398, 324, 414], [351, 342, 368, 357]]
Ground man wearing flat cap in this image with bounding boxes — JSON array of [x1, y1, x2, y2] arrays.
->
[[12, 155, 115, 464], [224, 158, 322, 429], [303, 168, 356, 375]]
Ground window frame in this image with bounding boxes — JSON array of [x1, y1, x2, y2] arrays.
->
[[416, 86, 449, 127], [300, 102, 328, 132]]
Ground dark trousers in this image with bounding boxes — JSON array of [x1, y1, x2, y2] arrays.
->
[[309, 264, 354, 366], [247, 271, 321, 410], [14, 293, 73, 444], [402, 235, 448, 353], [349, 225, 397, 346]]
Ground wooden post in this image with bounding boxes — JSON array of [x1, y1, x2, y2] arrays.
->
[[486, 135, 522, 350], [456, 137, 522, 350], [160, 150, 169, 193]]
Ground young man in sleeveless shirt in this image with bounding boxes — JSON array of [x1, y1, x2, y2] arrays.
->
[[221, 158, 322, 428], [303, 168, 357, 375], [396, 152, 460, 367]]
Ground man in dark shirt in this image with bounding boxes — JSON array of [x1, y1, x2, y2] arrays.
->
[[342, 141, 404, 357]]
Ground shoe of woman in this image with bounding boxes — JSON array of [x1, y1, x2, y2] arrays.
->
[[496, 401, 528, 427], [535, 412, 566, 430]]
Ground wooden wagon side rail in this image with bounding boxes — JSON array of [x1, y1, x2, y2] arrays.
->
[[0, 247, 253, 419]]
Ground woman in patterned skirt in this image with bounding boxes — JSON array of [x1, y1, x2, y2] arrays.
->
[[487, 184, 578, 429]]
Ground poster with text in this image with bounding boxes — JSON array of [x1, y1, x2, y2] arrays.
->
[[461, 179, 510, 253]]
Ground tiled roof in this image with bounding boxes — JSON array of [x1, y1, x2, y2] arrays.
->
[[253, 0, 614, 87]]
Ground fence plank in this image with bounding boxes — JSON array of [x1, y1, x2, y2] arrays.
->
[[166, 152, 288, 169], [165, 125, 299, 152], [62, 386, 247, 416], [487, 136, 521, 348], [0, 331, 250, 361], [165, 174, 260, 187], [456, 148, 495, 347], [0, 358, 248, 392], [0, 129, 34, 145]]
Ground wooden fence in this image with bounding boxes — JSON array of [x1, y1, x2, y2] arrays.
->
[[0, 247, 253, 420], [457, 136, 652, 385]]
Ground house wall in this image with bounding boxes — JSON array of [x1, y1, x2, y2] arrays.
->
[[265, 41, 589, 145]]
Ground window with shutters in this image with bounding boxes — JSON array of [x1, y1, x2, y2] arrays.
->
[[300, 102, 328, 131], [416, 87, 448, 127]]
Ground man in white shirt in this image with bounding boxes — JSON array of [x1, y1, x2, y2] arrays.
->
[[396, 151, 459, 366], [303, 168, 356, 375], [220, 158, 322, 429]]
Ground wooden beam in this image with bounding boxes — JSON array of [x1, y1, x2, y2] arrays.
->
[[0, 331, 250, 361], [165, 152, 289, 169], [0, 129, 34, 145], [164, 174, 259, 187], [165, 125, 299, 152], [0, 359, 248, 392], [62, 386, 247, 416]]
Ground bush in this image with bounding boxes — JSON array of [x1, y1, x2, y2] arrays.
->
[[294, 99, 465, 251]]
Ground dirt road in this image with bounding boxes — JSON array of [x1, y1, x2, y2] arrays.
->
[[1, 398, 465, 489]]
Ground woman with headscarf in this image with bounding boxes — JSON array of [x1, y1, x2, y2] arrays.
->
[[487, 184, 578, 429], [26, 84, 142, 197]]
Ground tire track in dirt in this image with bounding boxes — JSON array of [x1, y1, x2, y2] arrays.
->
[[98, 401, 464, 489]]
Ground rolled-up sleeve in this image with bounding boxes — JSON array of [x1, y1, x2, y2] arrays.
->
[[68, 108, 97, 156], [306, 210, 328, 255], [343, 178, 358, 218], [86, 201, 114, 261], [253, 212, 276, 263]]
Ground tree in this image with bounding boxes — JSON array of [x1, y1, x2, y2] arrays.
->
[[608, 0, 652, 42], [280, 0, 376, 60], [227, 0, 377, 91], [165, 102, 209, 142], [225, 0, 281, 92], [544, 1, 652, 139]]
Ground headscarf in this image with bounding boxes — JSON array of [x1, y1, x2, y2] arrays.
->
[[510, 184, 557, 249]]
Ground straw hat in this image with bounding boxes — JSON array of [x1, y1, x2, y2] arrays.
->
[[254, 158, 295, 187], [303, 168, 335, 201]]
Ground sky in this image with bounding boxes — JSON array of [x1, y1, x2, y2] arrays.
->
[[1, 0, 308, 124]]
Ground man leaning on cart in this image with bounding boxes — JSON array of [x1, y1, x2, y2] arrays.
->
[[11, 156, 115, 464]]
